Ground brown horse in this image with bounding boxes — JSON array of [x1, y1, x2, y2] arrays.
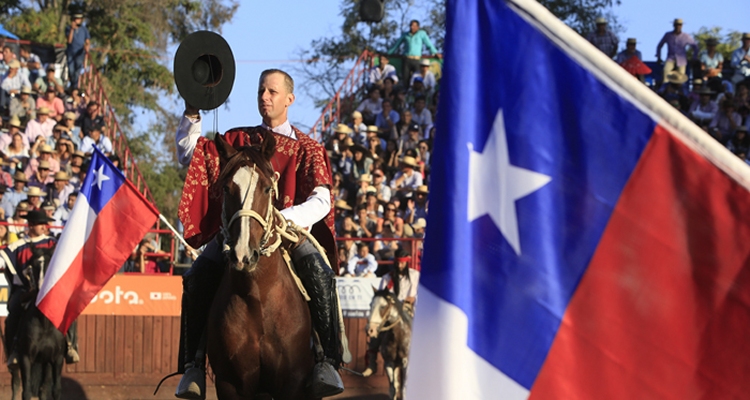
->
[[206, 133, 318, 399]]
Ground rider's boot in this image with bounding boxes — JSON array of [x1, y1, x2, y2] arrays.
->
[[66, 320, 79, 364], [6, 336, 18, 368], [294, 242, 345, 398], [175, 255, 225, 400]]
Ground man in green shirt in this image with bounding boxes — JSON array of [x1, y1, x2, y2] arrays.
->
[[387, 20, 441, 86]]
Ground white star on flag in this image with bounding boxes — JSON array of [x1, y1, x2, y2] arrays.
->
[[91, 165, 111, 191], [468, 109, 552, 255]]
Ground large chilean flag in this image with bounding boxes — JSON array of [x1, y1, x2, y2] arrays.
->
[[407, 0, 750, 399], [37, 148, 158, 332]]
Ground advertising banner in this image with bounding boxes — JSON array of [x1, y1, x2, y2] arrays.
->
[[336, 277, 380, 318], [82, 274, 182, 316]]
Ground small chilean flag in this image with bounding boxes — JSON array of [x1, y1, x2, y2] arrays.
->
[[408, 0, 750, 398], [37, 147, 158, 332]]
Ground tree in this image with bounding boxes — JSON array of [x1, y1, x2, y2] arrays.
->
[[693, 26, 743, 61], [1, 0, 238, 223]]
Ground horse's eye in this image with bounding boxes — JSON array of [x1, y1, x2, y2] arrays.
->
[[265, 186, 272, 194]]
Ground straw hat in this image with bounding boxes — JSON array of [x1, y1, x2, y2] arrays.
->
[[38, 160, 51, 170], [666, 71, 688, 85], [412, 218, 427, 230], [7, 60, 20, 69], [21, 86, 33, 95], [334, 199, 352, 211], [626, 38, 637, 45], [54, 171, 70, 181], [37, 106, 51, 115], [359, 174, 372, 183], [27, 187, 46, 197], [8, 116, 23, 129], [333, 123, 353, 135], [595, 17, 607, 24], [39, 145, 54, 154], [351, 111, 362, 119], [673, 18, 683, 25], [415, 185, 429, 194], [366, 125, 379, 133], [400, 156, 418, 168], [72, 150, 86, 159], [13, 171, 27, 182], [63, 111, 77, 120]]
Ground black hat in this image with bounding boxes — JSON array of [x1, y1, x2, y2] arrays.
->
[[408, 122, 420, 131], [26, 210, 54, 225], [173, 31, 236, 111]]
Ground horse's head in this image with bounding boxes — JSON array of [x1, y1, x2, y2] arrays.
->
[[215, 132, 278, 272], [27, 244, 54, 293], [367, 288, 400, 338]]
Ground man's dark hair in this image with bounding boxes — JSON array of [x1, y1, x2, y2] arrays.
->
[[410, 19, 420, 26], [260, 69, 294, 94], [357, 242, 369, 250], [20, 44, 31, 53], [356, 204, 368, 212], [87, 100, 99, 107], [415, 95, 426, 103], [382, 99, 392, 107]]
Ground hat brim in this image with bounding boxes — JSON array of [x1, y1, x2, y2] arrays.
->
[[174, 31, 236, 111], [350, 144, 372, 158]]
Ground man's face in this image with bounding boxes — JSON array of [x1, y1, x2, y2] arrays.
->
[[74, 17, 83, 25], [29, 223, 46, 237], [71, 156, 83, 167], [410, 21, 419, 34], [90, 129, 101, 141], [627, 43, 636, 52], [383, 101, 392, 114], [45, 91, 56, 100], [700, 94, 710, 105], [14, 181, 24, 190], [358, 245, 369, 258], [39, 152, 50, 160], [2, 48, 12, 61], [29, 195, 41, 207], [46, 70, 55, 80], [257, 72, 294, 123], [67, 195, 77, 209], [373, 171, 385, 184], [87, 104, 99, 116], [409, 128, 419, 138], [744, 38, 750, 49], [38, 167, 50, 179], [54, 179, 66, 190], [38, 113, 48, 123], [398, 260, 408, 271], [7, 66, 17, 77], [415, 99, 425, 112], [420, 65, 429, 74], [380, 56, 389, 66], [674, 23, 682, 34], [596, 23, 606, 33], [358, 209, 367, 221]]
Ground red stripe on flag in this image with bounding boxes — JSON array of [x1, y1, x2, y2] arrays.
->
[[37, 185, 158, 332], [531, 125, 750, 399]]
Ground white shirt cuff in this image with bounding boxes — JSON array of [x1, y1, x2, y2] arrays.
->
[[279, 186, 331, 229]]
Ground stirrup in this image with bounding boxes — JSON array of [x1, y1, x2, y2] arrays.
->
[[66, 348, 80, 364], [310, 361, 345, 398], [175, 364, 206, 399]]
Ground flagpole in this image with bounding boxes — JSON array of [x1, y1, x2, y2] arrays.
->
[[158, 214, 199, 260]]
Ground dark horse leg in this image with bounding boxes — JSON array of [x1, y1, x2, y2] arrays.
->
[[20, 354, 32, 400]]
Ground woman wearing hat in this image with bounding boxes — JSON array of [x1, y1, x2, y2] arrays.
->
[[26, 143, 60, 176]]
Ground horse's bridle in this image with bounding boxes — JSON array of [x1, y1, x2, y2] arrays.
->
[[375, 297, 403, 333], [220, 165, 282, 258]]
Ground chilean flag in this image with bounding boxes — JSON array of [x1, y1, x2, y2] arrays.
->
[[37, 148, 159, 332], [407, 0, 750, 399]]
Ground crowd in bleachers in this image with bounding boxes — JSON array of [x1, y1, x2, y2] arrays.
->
[[326, 23, 438, 278], [589, 19, 750, 160]]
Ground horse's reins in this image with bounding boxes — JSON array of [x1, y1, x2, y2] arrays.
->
[[376, 299, 403, 333]]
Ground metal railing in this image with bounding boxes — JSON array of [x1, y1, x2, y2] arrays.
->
[[79, 52, 156, 206], [308, 49, 375, 142]]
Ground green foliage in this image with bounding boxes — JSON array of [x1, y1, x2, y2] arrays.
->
[[2, 0, 238, 222], [693, 27, 743, 61], [540, 0, 622, 36]]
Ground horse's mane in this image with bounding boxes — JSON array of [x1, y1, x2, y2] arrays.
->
[[373, 288, 412, 327], [216, 144, 276, 188]]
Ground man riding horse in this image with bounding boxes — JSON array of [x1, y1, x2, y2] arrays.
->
[[0, 210, 79, 368], [174, 68, 345, 399]]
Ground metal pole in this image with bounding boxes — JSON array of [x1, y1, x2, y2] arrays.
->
[[158, 214, 198, 260]]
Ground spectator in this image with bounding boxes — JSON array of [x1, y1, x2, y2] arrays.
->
[[47, 171, 74, 207], [8, 201, 29, 240], [375, 99, 400, 138], [731, 33, 750, 85], [375, 201, 404, 252], [80, 124, 113, 156], [387, 20, 441, 85], [699, 38, 724, 81], [398, 122, 421, 153], [381, 77, 396, 103], [1, 45, 17, 76], [64, 88, 87, 119], [656, 18, 698, 85], [396, 109, 414, 139], [404, 185, 429, 223], [326, 123, 352, 169], [337, 137, 354, 182], [66, 12, 90, 89], [417, 140, 431, 169], [48, 123, 67, 149], [9, 86, 35, 123], [0, 183, 14, 221], [62, 112, 82, 149], [364, 190, 384, 219], [689, 88, 718, 125], [2, 117, 25, 151], [371, 168, 391, 204], [615, 38, 642, 64], [334, 199, 353, 234], [350, 143, 373, 184], [366, 134, 385, 161], [346, 242, 378, 278], [67, 151, 85, 189], [41, 200, 56, 220], [410, 95, 433, 132], [727, 126, 750, 154], [409, 59, 437, 93], [78, 100, 104, 136], [1, 60, 31, 111], [406, 77, 428, 106], [355, 173, 372, 204], [339, 230, 358, 268], [369, 54, 399, 88], [56, 135, 75, 169], [350, 111, 367, 144], [390, 156, 423, 198], [18, 45, 42, 83], [710, 99, 742, 141], [36, 87, 65, 121], [26, 144, 60, 176], [27, 160, 53, 189], [24, 107, 55, 145], [25, 186, 44, 210], [7, 138, 28, 177], [355, 204, 377, 239], [331, 172, 348, 203], [586, 17, 618, 58], [33, 65, 64, 96], [52, 191, 77, 232], [356, 88, 383, 125]]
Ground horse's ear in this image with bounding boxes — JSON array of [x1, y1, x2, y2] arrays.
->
[[261, 131, 276, 162], [215, 133, 237, 162]]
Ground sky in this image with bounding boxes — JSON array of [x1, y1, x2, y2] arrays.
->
[[179, 0, 748, 137]]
